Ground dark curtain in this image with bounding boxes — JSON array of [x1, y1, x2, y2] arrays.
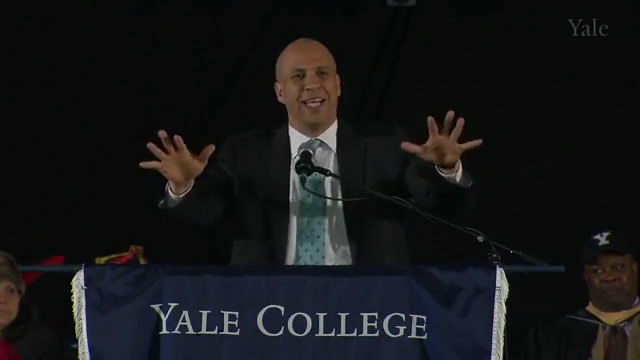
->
[[5, 0, 639, 356]]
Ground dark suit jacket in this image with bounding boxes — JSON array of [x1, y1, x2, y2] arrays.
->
[[162, 122, 474, 265]]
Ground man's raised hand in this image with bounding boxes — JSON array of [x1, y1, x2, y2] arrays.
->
[[139, 130, 216, 193], [400, 110, 483, 171]]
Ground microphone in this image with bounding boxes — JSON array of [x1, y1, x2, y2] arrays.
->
[[300, 163, 549, 266], [294, 148, 336, 178], [294, 149, 315, 176]]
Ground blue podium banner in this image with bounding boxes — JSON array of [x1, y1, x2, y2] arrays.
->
[[71, 266, 509, 360]]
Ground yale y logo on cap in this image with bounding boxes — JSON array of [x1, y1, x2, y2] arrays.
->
[[593, 231, 612, 247]]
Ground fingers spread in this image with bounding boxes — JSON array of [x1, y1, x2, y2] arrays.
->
[[174, 134, 188, 152], [442, 110, 455, 134], [146, 142, 167, 160], [460, 139, 483, 151], [450, 117, 465, 141], [158, 130, 175, 153], [426, 116, 439, 138], [139, 160, 161, 169], [198, 144, 216, 162], [400, 141, 423, 154]]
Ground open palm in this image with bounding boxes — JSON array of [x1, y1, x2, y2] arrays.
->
[[139, 130, 216, 192], [401, 110, 483, 169]]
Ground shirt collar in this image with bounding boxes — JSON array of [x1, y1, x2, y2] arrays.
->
[[288, 119, 338, 158]]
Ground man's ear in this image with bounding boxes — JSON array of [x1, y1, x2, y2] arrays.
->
[[336, 74, 341, 97], [274, 82, 285, 104]]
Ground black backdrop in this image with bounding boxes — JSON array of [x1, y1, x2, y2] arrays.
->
[[6, 0, 640, 357]]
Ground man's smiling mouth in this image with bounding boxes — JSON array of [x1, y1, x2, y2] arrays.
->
[[301, 97, 326, 108]]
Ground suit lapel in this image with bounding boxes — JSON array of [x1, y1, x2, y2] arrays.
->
[[336, 122, 366, 258], [266, 125, 291, 264]]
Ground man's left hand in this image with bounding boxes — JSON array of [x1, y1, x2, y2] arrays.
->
[[400, 110, 483, 171]]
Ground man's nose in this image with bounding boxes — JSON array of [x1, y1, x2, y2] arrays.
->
[[303, 75, 321, 90], [304, 83, 320, 91]]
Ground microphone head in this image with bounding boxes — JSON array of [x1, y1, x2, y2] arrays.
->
[[298, 149, 313, 161], [294, 149, 314, 176]]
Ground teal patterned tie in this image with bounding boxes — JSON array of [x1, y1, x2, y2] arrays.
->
[[294, 139, 327, 265]]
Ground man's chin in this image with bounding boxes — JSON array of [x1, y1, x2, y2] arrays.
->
[[311, 120, 335, 130], [299, 114, 334, 126], [301, 106, 328, 118], [596, 291, 635, 310]]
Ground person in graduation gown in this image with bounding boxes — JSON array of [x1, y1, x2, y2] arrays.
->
[[631, 315, 640, 359], [520, 229, 640, 360]]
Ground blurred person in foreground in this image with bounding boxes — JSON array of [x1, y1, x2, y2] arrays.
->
[[520, 230, 640, 360], [0, 252, 61, 360]]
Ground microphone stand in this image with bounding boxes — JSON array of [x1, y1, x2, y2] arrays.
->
[[303, 165, 549, 267], [304, 165, 536, 360]]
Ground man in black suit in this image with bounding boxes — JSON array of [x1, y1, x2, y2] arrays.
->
[[139, 38, 482, 265]]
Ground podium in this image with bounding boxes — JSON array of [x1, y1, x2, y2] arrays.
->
[[71, 265, 509, 360]]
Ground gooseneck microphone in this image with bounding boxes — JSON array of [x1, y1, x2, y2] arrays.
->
[[294, 148, 335, 178], [293, 149, 548, 266], [294, 149, 315, 176]]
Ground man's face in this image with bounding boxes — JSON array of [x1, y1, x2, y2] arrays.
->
[[584, 254, 638, 311], [274, 41, 341, 133], [0, 280, 20, 330]]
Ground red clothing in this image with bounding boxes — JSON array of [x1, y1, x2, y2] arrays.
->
[[0, 339, 21, 360]]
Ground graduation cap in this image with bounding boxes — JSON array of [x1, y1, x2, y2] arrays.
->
[[581, 230, 637, 265]]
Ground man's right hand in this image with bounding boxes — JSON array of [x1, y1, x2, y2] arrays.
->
[[139, 130, 216, 194]]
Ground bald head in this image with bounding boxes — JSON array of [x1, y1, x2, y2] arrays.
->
[[273, 38, 341, 137], [275, 38, 337, 81]]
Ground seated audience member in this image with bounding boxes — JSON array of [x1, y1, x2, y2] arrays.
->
[[0, 253, 23, 360], [0, 252, 61, 360], [520, 230, 640, 360]]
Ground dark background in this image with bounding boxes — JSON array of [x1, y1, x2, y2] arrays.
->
[[6, 0, 639, 357]]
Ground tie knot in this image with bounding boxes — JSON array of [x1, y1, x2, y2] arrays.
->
[[302, 138, 323, 152]]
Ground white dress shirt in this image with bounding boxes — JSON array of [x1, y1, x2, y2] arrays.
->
[[286, 120, 352, 265], [166, 120, 464, 265]]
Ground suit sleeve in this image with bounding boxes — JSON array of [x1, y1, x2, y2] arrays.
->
[[158, 140, 235, 229]]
